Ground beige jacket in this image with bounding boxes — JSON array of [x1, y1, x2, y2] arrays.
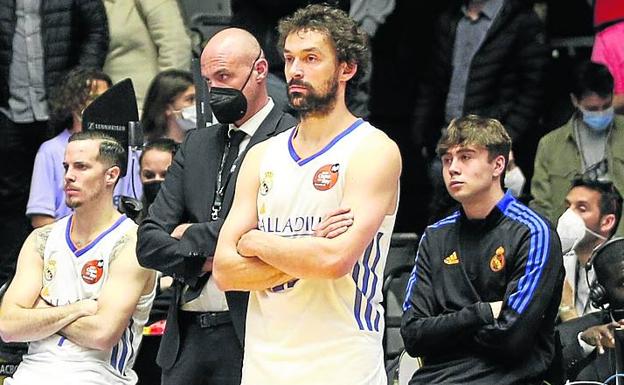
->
[[103, 0, 191, 109]]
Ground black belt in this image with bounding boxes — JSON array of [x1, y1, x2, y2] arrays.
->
[[179, 311, 232, 329]]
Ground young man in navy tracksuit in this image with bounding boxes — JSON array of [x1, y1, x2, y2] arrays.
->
[[402, 115, 564, 385]]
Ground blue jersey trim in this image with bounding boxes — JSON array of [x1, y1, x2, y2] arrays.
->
[[110, 343, 119, 368], [288, 119, 364, 166], [351, 263, 365, 330], [496, 190, 515, 213], [504, 202, 551, 314], [65, 215, 128, 257], [117, 329, 129, 373]]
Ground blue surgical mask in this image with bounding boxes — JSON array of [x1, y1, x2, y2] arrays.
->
[[580, 106, 615, 132]]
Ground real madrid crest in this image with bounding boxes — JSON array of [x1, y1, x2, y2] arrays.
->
[[490, 246, 505, 272], [44, 259, 56, 281], [312, 163, 340, 191], [260, 171, 273, 196]]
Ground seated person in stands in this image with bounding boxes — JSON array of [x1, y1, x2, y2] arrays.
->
[[556, 175, 622, 322], [131, 138, 178, 385], [531, 61, 624, 238], [140, 70, 196, 143], [401, 116, 563, 385], [551, 237, 624, 384]]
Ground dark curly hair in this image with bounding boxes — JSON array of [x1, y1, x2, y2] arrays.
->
[[141, 69, 193, 142], [277, 4, 369, 101], [48, 67, 112, 135]]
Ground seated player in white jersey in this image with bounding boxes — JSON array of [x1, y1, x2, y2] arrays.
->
[[0, 131, 156, 385], [213, 5, 402, 385]]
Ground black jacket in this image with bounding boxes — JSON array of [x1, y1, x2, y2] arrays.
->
[[136, 105, 297, 370], [401, 192, 563, 384], [550, 311, 615, 384], [0, 0, 109, 108], [411, 0, 548, 153]]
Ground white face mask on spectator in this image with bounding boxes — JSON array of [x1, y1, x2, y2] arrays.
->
[[175, 105, 197, 132], [504, 166, 526, 197], [557, 208, 607, 254]]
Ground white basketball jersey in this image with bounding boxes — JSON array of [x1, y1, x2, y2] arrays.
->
[[6, 215, 155, 385], [242, 119, 397, 385]]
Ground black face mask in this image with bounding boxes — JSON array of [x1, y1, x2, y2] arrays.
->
[[209, 87, 248, 124], [143, 181, 162, 206], [208, 51, 261, 124]]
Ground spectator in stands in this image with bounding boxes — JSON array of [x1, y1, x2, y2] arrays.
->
[[103, 0, 191, 110], [140, 70, 196, 143], [411, 0, 548, 165], [138, 138, 178, 224], [402, 115, 563, 384], [531, 61, 624, 238], [551, 237, 624, 384], [26, 67, 141, 229], [592, 0, 624, 114], [0, 0, 109, 288], [132, 138, 178, 385], [556, 176, 622, 322]]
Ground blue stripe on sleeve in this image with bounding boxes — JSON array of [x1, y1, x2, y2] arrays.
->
[[505, 202, 551, 314]]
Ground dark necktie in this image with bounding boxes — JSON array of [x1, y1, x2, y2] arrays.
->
[[183, 129, 247, 303], [221, 130, 247, 184]]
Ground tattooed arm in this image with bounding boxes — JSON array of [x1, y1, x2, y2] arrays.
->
[[0, 226, 97, 342]]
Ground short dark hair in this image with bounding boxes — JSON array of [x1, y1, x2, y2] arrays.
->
[[571, 175, 623, 237], [436, 115, 512, 165], [141, 69, 193, 141], [68, 131, 126, 174], [139, 138, 179, 169], [571, 61, 614, 100], [277, 4, 369, 102], [49, 67, 112, 135]]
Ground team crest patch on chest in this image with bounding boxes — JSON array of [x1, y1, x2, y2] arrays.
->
[[313, 163, 340, 191], [44, 259, 56, 281], [81, 259, 104, 284], [490, 247, 505, 272], [260, 171, 273, 196]]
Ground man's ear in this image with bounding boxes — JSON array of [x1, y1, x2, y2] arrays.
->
[[339, 61, 357, 83], [106, 166, 121, 186], [254, 58, 269, 82], [600, 213, 616, 235], [492, 154, 506, 178]]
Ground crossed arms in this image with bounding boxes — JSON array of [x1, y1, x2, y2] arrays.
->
[[213, 129, 401, 291], [0, 225, 155, 351]]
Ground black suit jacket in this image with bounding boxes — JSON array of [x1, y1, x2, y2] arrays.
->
[[137, 105, 296, 369], [550, 311, 614, 384]]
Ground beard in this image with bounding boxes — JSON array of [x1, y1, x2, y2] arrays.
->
[[287, 74, 339, 117]]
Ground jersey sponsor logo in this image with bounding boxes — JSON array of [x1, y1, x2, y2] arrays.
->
[[81, 259, 104, 284], [312, 163, 340, 191], [490, 246, 505, 272], [443, 251, 459, 265], [43, 259, 56, 281], [258, 215, 322, 234], [260, 171, 273, 196]]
